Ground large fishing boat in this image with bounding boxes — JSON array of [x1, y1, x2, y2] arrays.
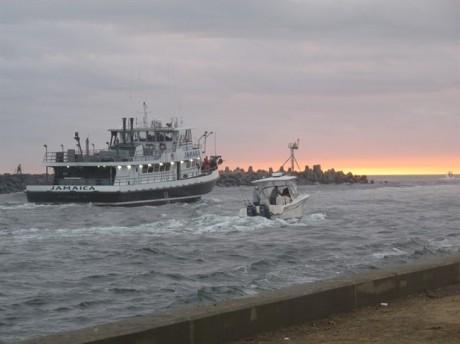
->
[[26, 108, 222, 206]]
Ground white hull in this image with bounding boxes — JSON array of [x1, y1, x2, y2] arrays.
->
[[26, 170, 219, 206], [26, 170, 219, 193]]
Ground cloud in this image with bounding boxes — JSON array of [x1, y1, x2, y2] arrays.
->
[[1, 0, 459, 41], [0, 0, 459, 172]]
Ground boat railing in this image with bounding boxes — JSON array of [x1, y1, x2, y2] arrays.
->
[[114, 172, 177, 186], [114, 169, 205, 186], [43, 150, 168, 164], [35, 169, 211, 187], [56, 178, 113, 186]]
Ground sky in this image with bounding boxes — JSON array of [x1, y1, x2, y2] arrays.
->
[[1, 0, 459, 175]]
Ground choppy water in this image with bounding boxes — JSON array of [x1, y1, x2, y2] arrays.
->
[[1, 176, 460, 343]]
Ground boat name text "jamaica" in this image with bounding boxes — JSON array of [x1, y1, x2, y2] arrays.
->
[[50, 186, 96, 192]]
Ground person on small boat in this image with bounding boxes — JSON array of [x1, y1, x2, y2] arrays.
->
[[269, 186, 280, 205], [281, 187, 292, 204], [252, 186, 261, 205]]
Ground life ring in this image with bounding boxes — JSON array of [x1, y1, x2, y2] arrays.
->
[[159, 143, 166, 150]]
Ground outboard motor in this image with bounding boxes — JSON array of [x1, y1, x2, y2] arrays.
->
[[246, 204, 257, 217], [258, 204, 271, 219]]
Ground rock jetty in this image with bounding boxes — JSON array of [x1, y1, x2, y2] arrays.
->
[[217, 165, 368, 187], [0, 174, 48, 194]]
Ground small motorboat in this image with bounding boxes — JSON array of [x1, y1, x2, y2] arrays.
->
[[239, 173, 310, 219]]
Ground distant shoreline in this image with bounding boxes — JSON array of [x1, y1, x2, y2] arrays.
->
[[217, 164, 368, 187]]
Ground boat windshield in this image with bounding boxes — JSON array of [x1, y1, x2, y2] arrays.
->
[[258, 181, 298, 200], [289, 182, 298, 198]]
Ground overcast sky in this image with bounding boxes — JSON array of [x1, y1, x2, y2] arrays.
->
[[1, 0, 459, 174]]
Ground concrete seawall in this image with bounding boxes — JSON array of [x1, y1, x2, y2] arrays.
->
[[22, 255, 460, 344]]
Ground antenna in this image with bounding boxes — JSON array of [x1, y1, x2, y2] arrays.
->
[[281, 139, 301, 173], [74, 132, 83, 155], [85, 137, 90, 156], [142, 101, 148, 127]]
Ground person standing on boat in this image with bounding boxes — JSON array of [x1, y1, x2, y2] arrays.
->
[[269, 186, 280, 205], [202, 156, 210, 171], [281, 188, 292, 204], [252, 186, 261, 205]]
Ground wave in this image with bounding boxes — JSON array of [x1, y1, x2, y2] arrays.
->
[[0, 203, 81, 211], [196, 285, 248, 302], [108, 287, 142, 294], [308, 212, 327, 221], [1, 210, 328, 240], [371, 237, 460, 263], [372, 247, 407, 260]]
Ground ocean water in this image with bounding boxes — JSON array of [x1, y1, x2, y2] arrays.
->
[[1, 176, 460, 342]]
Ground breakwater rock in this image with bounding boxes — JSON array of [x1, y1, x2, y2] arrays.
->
[[0, 174, 48, 194], [217, 165, 369, 187]]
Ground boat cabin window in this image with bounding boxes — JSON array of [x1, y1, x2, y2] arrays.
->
[[142, 165, 148, 173], [138, 131, 147, 141], [143, 144, 155, 155], [54, 166, 115, 185], [157, 163, 169, 172], [148, 165, 154, 173]]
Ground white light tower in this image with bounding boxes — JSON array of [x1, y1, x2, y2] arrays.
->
[[281, 139, 300, 173]]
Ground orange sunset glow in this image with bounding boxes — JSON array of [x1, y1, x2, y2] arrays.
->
[[227, 155, 460, 176]]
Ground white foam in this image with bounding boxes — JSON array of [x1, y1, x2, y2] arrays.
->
[[191, 214, 276, 233], [308, 213, 327, 221], [429, 238, 457, 250], [0, 203, 79, 210], [2, 207, 325, 241], [275, 213, 327, 228], [372, 247, 407, 259]]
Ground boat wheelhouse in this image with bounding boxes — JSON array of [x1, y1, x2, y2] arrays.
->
[[26, 115, 222, 206]]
